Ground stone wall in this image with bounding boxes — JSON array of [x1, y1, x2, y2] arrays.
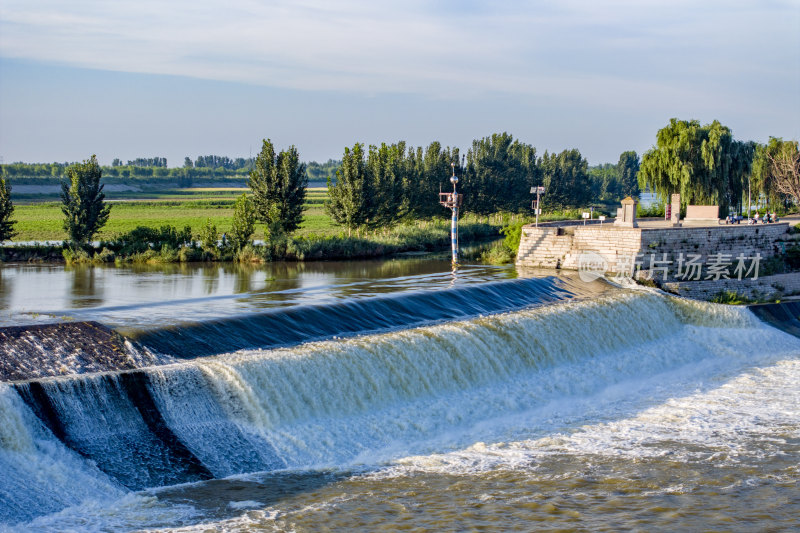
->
[[517, 222, 792, 281], [662, 273, 800, 301]]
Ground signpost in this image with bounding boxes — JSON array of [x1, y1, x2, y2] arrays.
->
[[599, 215, 606, 226], [531, 186, 545, 227], [582, 212, 590, 225]]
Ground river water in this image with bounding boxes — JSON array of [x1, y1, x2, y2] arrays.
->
[[0, 259, 798, 531]]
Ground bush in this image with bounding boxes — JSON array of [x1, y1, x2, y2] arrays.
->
[[710, 290, 752, 305], [62, 246, 115, 265], [500, 220, 525, 252], [786, 245, 800, 270], [479, 241, 515, 264], [637, 204, 665, 218], [105, 225, 192, 255]]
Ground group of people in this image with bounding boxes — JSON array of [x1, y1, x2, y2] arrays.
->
[[725, 212, 778, 224]]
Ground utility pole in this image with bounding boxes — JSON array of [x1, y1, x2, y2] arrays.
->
[[439, 162, 463, 267]]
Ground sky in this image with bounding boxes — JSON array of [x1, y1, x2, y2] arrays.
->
[[0, 0, 798, 167]]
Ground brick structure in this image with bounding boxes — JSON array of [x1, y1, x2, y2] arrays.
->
[[516, 222, 791, 279]]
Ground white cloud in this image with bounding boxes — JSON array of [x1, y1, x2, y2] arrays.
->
[[1, 0, 795, 101]]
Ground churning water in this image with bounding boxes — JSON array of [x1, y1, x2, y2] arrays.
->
[[0, 262, 798, 531]]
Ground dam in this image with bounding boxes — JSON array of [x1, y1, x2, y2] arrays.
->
[[1, 260, 799, 531]]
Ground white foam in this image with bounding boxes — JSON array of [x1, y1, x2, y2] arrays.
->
[[383, 356, 800, 476], [0, 385, 126, 527], [4, 292, 799, 531]]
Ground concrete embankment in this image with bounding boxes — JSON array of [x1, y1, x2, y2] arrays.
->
[[0, 321, 161, 382]]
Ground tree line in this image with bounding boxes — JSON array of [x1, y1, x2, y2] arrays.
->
[[325, 133, 636, 233], [2, 122, 796, 247], [0, 157, 340, 182], [639, 118, 799, 215]]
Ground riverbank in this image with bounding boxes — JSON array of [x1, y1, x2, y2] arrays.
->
[[0, 220, 503, 265]]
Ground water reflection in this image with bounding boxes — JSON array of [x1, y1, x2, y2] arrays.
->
[[0, 259, 519, 329], [68, 266, 104, 308], [0, 269, 10, 310]]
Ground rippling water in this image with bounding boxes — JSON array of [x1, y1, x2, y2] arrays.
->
[[1, 261, 798, 532]]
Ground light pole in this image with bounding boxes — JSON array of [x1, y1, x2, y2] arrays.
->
[[531, 186, 545, 227]]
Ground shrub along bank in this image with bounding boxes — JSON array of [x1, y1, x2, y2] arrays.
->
[[18, 219, 501, 265]]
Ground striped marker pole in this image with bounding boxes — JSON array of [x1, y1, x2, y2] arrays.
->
[[451, 199, 459, 267], [450, 169, 459, 268]]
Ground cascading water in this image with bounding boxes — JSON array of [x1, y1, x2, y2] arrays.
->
[[2, 285, 799, 531]]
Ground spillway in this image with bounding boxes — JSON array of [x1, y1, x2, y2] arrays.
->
[[1, 279, 799, 531]]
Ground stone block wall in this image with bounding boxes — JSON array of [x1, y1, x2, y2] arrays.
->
[[636, 224, 789, 280], [662, 273, 800, 301], [516, 222, 791, 281]]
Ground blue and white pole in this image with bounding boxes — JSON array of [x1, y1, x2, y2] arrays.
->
[[439, 162, 462, 269], [450, 171, 459, 267]]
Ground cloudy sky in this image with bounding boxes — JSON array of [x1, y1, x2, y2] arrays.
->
[[1, 0, 798, 166]]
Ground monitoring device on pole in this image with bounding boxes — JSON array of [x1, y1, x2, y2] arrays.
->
[[439, 163, 463, 267], [530, 186, 545, 227]]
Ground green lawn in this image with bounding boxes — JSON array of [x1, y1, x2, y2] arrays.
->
[[12, 188, 337, 241]]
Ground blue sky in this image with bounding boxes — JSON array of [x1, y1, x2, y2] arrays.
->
[[1, 0, 798, 166]]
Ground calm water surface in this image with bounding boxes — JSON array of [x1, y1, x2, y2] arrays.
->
[[0, 259, 516, 328]]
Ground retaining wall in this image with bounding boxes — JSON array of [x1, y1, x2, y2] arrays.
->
[[516, 222, 792, 280]]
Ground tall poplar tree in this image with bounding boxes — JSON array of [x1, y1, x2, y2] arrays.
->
[[326, 143, 371, 235], [61, 155, 111, 245], [248, 139, 307, 236], [540, 149, 591, 209], [0, 174, 15, 242], [464, 133, 537, 216], [229, 193, 256, 250], [617, 151, 640, 198]]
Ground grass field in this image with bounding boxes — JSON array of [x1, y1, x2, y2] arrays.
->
[[11, 188, 335, 241]]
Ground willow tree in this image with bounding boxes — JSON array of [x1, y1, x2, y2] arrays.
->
[[639, 119, 753, 215], [248, 139, 307, 237], [61, 155, 111, 245]]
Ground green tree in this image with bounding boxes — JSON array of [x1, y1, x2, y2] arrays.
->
[[751, 137, 799, 208], [540, 149, 591, 209], [617, 151, 640, 198], [366, 142, 408, 227], [248, 139, 308, 237], [199, 218, 219, 255], [464, 133, 537, 216], [0, 174, 16, 242], [60, 155, 111, 245], [230, 193, 256, 250], [763, 139, 800, 205], [326, 143, 371, 235], [404, 142, 461, 219], [639, 119, 753, 215]]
